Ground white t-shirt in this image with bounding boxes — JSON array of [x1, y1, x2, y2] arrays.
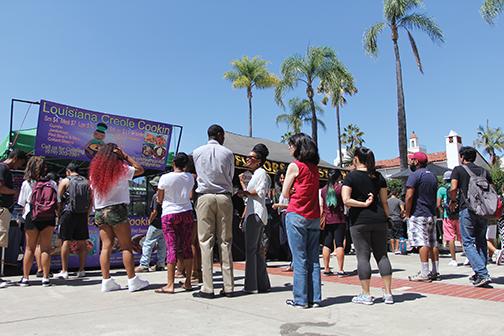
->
[[158, 172, 194, 216], [93, 166, 136, 210], [17, 179, 58, 219], [244, 168, 270, 225]]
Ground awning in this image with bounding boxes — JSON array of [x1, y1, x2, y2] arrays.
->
[[389, 163, 450, 179]]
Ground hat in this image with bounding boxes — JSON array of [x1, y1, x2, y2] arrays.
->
[[149, 176, 160, 187], [443, 170, 452, 181], [408, 152, 428, 164], [95, 122, 108, 134]]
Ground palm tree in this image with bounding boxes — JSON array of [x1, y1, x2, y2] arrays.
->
[[363, 0, 444, 170], [275, 46, 346, 145], [474, 120, 504, 165], [276, 97, 326, 135], [481, 0, 504, 24], [341, 124, 365, 166], [224, 56, 279, 137], [319, 67, 358, 166]]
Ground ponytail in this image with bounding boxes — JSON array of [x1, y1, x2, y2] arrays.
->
[[354, 147, 377, 179], [325, 170, 341, 210]]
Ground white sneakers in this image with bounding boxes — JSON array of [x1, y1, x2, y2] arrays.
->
[[101, 278, 122, 292], [448, 260, 458, 267], [76, 270, 86, 278], [55, 271, 69, 279], [127, 276, 149, 292], [101, 276, 149, 293]]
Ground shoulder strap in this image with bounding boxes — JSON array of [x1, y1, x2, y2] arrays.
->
[[461, 165, 477, 178]]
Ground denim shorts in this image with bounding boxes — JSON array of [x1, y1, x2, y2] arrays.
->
[[95, 203, 129, 226]]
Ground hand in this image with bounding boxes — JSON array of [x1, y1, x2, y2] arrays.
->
[[237, 190, 248, 198], [239, 218, 245, 231], [364, 193, 374, 207], [272, 204, 279, 210], [113, 147, 127, 160], [320, 216, 326, 230], [449, 200, 457, 213]]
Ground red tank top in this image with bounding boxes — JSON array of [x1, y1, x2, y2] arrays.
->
[[287, 160, 320, 219]]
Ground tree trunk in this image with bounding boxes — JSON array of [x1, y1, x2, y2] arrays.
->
[[247, 87, 253, 137], [306, 84, 318, 145], [392, 25, 408, 171], [336, 104, 343, 166]]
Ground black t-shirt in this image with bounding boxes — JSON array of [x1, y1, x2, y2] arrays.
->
[[342, 170, 388, 226], [149, 194, 162, 229], [0, 162, 14, 208], [451, 163, 492, 210]]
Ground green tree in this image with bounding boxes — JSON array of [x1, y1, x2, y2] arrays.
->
[[276, 98, 326, 135], [224, 56, 279, 137], [481, 0, 504, 24], [319, 67, 358, 166], [280, 132, 294, 144], [363, 0, 444, 170], [341, 123, 365, 165], [474, 120, 504, 165], [275, 46, 346, 145], [490, 165, 504, 195]]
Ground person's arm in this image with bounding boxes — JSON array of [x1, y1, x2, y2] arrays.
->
[[404, 187, 414, 218], [148, 208, 157, 225], [449, 179, 459, 212], [57, 178, 69, 216], [380, 188, 389, 218], [281, 163, 298, 199], [0, 181, 15, 195], [157, 189, 164, 204], [240, 171, 268, 198], [319, 190, 326, 229], [341, 185, 373, 208], [114, 147, 144, 177]]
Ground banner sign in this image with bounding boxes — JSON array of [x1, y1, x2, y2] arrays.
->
[[34, 100, 172, 171]]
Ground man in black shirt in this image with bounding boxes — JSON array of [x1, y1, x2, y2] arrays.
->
[[450, 146, 492, 287], [0, 149, 26, 288], [135, 177, 166, 272]]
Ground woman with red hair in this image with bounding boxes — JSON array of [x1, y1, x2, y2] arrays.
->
[[89, 143, 149, 292]]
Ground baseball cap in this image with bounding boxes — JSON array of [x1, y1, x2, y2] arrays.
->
[[408, 152, 428, 164], [443, 170, 452, 181]]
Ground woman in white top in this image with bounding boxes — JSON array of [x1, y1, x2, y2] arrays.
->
[[89, 143, 149, 293], [18, 156, 58, 287], [238, 144, 271, 294], [156, 152, 195, 294]]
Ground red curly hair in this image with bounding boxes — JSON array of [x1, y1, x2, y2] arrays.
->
[[89, 143, 128, 198]]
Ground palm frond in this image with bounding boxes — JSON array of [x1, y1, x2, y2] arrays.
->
[[399, 13, 444, 44], [481, 0, 504, 24], [407, 30, 423, 74], [363, 22, 386, 56], [384, 0, 423, 21]]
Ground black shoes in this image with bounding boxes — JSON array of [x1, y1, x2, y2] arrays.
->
[[192, 291, 215, 299]]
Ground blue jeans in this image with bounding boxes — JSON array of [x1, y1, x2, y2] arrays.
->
[[459, 209, 489, 278], [139, 225, 166, 267], [285, 212, 321, 306]]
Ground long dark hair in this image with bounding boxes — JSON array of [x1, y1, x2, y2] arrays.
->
[[24, 156, 47, 181], [354, 147, 377, 179], [288, 133, 320, 165], [325, 170, 341, 210]]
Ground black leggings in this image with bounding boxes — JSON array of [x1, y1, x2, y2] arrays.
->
[[350, 223, 392, 280], [322, 223, 346, 249]]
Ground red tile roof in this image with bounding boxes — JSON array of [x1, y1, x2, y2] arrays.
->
[[376, 151, 446, 169]]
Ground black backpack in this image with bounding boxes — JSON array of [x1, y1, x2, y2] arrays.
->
[[67, 175, 91, 214]]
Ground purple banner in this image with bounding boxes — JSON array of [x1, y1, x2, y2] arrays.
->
[[34, 100, 172, 171]]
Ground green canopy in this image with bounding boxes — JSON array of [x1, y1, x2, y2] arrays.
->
[[0, 128, 36, 159]]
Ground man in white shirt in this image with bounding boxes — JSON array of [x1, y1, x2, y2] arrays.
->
[[192, 124, 235, 298]]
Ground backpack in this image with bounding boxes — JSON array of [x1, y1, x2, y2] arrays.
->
[[461, 165, 498, 217], [31, 181, 57, 221], [442, 184, 459, 219], [67, 175, 91, 214]]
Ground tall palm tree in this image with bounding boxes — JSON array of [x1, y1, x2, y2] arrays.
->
[[341, 124, 365, 166], [224, 56, 279, 137], [364, 0, 444, 170], [481, 0, 504, 24], [276, 97, 326, 135], [474, 120, 504, 165], [319, 67, 358, 166], [275, 46, 345, 145]]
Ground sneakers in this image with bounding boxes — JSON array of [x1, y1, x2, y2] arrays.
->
[[352, 294, 374, 305], [496, 249, 504, 266], [428, 272, 441, 281], [41, 278, 51, 287], [383, 292, 394, 304], [408, 272, 432, 282], [394, 250, 402, 255], [448, 260, 458, 267], [150, 265, 166, 272], [285, 299, 308, 309], [472, 276, 492, 287], [18, 278, 29, 287], [134, 265, 150, 273], [0, 280, 7, 288], [127, 276, 149, 292], [101, 278, 121, 292], [76, 270, 86, 278], [468, 274, 478, 282], [463, 258, 470, 266], [55, 271, 69, 279]]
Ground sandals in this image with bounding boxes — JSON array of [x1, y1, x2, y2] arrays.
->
[[323, 271, 334, 276], [155, 288, 175, 294]]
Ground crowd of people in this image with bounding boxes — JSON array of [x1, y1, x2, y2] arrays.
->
[[0, 126, 503, 307]]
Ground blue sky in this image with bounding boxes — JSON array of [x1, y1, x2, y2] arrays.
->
[[1, 1, 502, 163]]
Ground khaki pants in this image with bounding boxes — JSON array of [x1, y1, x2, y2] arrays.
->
[[196, 193, 234, 293], [0, 207, 11, 248]]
